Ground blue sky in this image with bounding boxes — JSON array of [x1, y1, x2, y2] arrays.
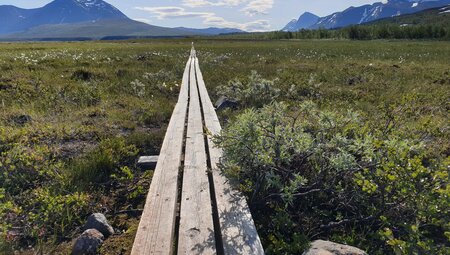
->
[[2, 0, 381, 31]]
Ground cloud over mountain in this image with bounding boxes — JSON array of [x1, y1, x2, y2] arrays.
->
[[135, 3, 271, 31], [182, 0, 274, 17]]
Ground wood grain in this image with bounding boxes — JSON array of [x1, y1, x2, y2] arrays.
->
[[131, 57, 191, 255], [194, 57, 265, 255], [178, 55, 216, 254], [131, 47, 264, 255]]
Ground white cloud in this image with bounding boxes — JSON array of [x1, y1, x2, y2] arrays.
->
[[135, 6, 271, 32], [182, 0, 247, 8], [203, 15, 270, 31], [135, 6, 213, 19], [183, 0, 274, 17], [241, 0, 274, 16]]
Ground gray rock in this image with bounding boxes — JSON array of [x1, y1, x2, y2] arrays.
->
[[215, 96, 238, 111], [72, 229, 104, 255], [303, 240, 367, 255], [84, 213, 114, 238]]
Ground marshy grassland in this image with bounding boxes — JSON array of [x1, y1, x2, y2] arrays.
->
[[0, 39, 449, 254]]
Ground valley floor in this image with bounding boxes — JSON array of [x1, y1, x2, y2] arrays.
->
[[0, 39, 448, 254]]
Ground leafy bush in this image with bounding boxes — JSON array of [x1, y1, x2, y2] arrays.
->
[[69, 137, 138, 186], [127, 130, 165, 156], [22, 189, 89, 241], [0, 137, 140, 250], [137, 105, 173, 127], [0, 143, 63, 195], [0, 187, 90, 251], [215, 102, 449, 254], [0, 135, 91, 249], [217, 71, 280, 108]]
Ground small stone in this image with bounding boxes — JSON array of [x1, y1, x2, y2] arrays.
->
[[303, 240, 367, 255], [215, 96, 238, 111], [84, 213, 114, 238], [72, 229, 104, 255]]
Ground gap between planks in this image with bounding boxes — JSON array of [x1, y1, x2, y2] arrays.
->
[[132, 47, 264, 255]]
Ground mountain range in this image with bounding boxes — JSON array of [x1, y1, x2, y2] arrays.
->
[[1, 0, 448, 40], [0, 0, 244, 40], [367, 4, 450, 26], [283, 0, 450, 31]]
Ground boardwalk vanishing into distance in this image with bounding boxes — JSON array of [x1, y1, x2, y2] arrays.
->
[[131, 46, 264, 255]]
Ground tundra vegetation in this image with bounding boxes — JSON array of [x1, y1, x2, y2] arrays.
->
[[0, 39, 449, 254]]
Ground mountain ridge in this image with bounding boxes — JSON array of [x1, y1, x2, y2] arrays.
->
[[365, 4, 450, 26], [283, 0, 450, 31], [175, 27, 244, 35], [0, 0, 245, 40], [0, 0, 128, 35], [282, 12, 319, 32]]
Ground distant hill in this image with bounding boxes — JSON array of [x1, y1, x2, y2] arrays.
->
[[283, 0, 450, 30], [0, 0, 245, 40], [282, 12, 319, 32], [1, 19, 198, 40], [175, 27, 245, 35]]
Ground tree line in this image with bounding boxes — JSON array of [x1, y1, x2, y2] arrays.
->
[[259, 24, 450, 40]]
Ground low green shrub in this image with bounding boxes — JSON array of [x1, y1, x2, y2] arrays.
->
[[23, 188, 90, 242], [217, 71, 280, 108], [69, 137, 138, 187], [127, 130, 165, 155], [215, 101, 449, 254], [137, 101, 173, 127], [0, 143, 63, 195]]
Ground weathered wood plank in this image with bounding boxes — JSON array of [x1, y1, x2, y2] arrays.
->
[[137, 156, 159, 169], [177, 56, 216, 254], [132, 47, 264, 255], [131, 57, 191, 255], [194, 57, 265, 255]]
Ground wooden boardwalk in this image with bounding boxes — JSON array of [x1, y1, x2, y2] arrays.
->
[[131, 47, 264, 255]]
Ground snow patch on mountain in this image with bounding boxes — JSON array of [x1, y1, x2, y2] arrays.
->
[[359, 8, 369, 23], [439, 4, 450, 13], [286, 0, 450, 30], [74, 0, 120, 12]]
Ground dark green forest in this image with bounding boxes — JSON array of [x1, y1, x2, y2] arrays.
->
[[265, 24, 450, 40]]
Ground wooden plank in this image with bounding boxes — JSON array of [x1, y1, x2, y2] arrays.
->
[[194, 57, 265, 255], [137, 156, 159, 169], [131, 57, 192, 255], [177, 55, 216, 254]]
